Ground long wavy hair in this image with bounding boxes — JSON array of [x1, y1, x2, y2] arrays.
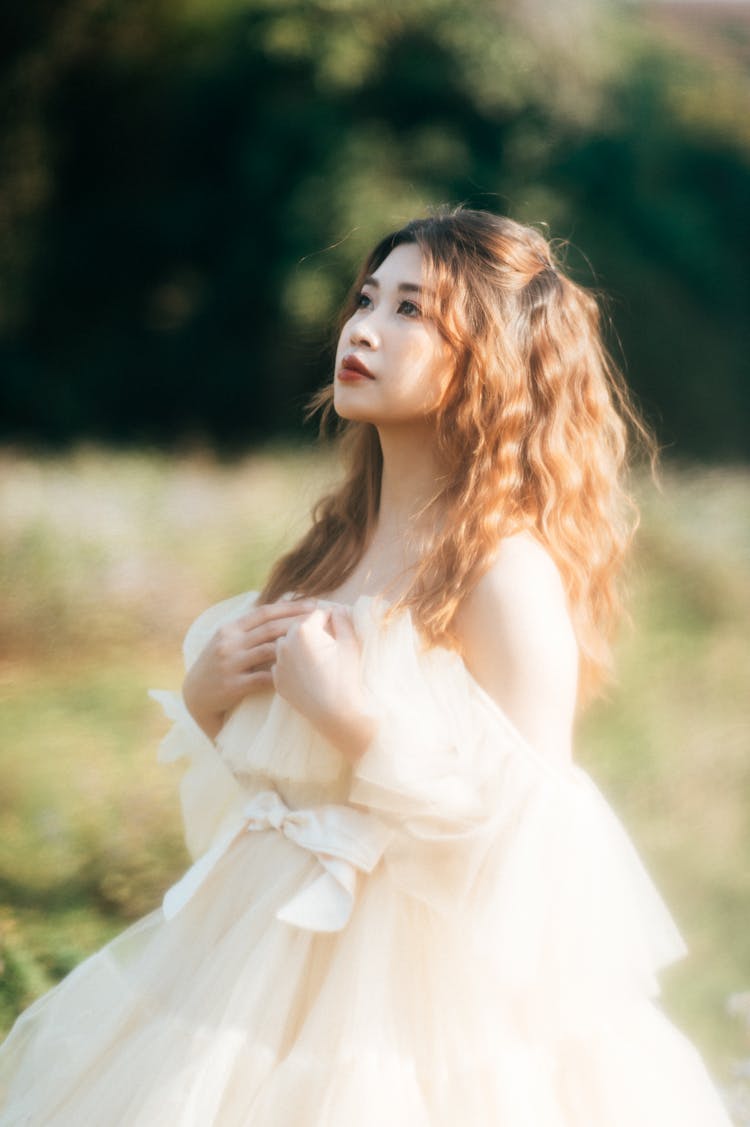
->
[[260, 206, 655, 702]]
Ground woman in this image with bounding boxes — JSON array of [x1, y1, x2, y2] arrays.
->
[[0, 208, 733, 1124]]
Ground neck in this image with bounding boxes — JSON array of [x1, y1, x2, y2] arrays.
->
[[373, 421, 446, 547]]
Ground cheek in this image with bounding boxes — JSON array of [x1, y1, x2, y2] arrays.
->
[[334, 324, 350, 365], [400, 330, 438, 374], [404, 338, 452, 399]]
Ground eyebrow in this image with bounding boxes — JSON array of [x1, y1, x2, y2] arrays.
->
[[362, 275, 426, 295]]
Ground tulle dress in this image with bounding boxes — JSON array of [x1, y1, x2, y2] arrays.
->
[[0, 590, 735, 1126]]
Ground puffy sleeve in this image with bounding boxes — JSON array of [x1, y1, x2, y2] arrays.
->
[[149, 590, 259, 860], [347, 599, 689, 1030]]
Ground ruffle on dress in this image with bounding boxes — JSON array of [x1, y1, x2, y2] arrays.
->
[[0, 589, 733, 1127]]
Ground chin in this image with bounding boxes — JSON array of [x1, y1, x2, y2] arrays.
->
[[332, 392, 374, 423], [333, 405, 373, 424]]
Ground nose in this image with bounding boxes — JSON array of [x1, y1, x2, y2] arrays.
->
[[348, 308, 379, 349]]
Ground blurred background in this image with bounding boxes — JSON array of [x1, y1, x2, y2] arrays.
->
[[0, 0, 749, 1116], [1, 0, 749, 452]]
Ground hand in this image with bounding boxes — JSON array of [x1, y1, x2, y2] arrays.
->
[[272, 606, 377, 763], [182, 598, 319, 739]]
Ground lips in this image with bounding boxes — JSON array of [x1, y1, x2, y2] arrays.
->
[[339, 354, 374, 379]]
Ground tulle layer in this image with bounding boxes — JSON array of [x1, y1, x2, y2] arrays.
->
[[0, 830, 730, 1126], [347, 596, 690, 1021], [0, 590, 733, 1125]]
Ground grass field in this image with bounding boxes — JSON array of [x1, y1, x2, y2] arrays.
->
[[0, 445, 748, 1115]]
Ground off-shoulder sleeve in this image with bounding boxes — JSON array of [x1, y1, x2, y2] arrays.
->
[[149, 590, 259, 860], [347, 599, 688, 1030]]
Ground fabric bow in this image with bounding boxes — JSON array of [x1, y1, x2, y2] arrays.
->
[[162, 788, 392, 932]]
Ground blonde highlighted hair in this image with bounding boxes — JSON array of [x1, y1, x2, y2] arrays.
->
[[260, 206, 655, 702]]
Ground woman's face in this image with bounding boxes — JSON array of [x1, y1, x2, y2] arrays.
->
[[333, 243, 453, 426]]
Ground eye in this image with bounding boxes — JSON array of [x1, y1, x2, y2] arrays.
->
[[354, 290, 373, 310], [398, 298, 422, 318]]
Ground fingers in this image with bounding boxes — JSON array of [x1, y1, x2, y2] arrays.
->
[[242, 640, 278, 672], [244, 609, 325, 675], [241, 668, 275, 693], [239, 599, 319, 633], [226, 601, 357, 682], [212, 622, 282, 679], [279, 606, 329, 642], [237, 600, 320, 648], [329, 605, 357, 642], [302, 606, 331, 630]]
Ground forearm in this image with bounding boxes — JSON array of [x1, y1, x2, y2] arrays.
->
[[182, 678, 225, 741]]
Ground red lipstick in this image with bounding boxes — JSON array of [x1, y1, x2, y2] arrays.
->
[[339, 354, 374, 380]]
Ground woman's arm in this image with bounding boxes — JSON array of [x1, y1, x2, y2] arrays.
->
[[453, 533, 579, 763]]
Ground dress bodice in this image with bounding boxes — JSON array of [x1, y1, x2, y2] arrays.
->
[[150, 587, 690, 1015], [204, 590, 567, 808]]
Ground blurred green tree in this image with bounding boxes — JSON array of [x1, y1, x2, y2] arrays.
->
[[0, 0, 747, 455]]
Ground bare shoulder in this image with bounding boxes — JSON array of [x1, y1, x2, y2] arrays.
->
[[456, 532, 575, 646], [477, 531, 565, 589], [454, 533, 579, 762]]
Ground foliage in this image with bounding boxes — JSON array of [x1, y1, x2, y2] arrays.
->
[[0, 1, 748, 454]]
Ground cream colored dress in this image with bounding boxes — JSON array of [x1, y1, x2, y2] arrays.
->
[[0, 591, 735, 1125]]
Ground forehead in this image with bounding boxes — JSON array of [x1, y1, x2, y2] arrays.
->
[[369, 242, 424, 286]]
